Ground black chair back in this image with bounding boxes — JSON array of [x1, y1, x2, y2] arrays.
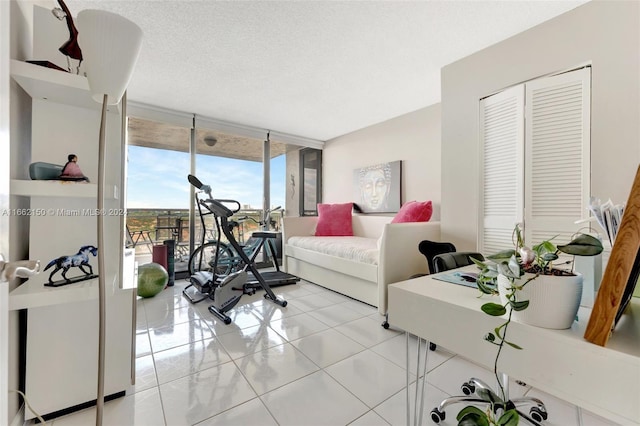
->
[[432, 252, 485, 273], [418, 240, 456, 273]]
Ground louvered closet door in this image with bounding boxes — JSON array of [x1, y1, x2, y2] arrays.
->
[[479, 85, 525, 254], [524, 68, 591, 247]]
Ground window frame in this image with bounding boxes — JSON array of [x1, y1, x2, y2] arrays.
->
[[299, 148, 322, 216]]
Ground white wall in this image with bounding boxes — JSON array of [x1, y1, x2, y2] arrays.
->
[[321, 104, 442, 219], [441, 0, 640, 250]]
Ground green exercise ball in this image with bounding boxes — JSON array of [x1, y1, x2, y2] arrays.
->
[[137, 262, 168, 298]]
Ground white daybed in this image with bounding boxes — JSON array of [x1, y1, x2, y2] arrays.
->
[[282, 215, 441, 321]]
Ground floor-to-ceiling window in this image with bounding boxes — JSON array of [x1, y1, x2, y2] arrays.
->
[[125, 117, 193, 272], [124, 113, 295, 272], [193, 127, 287, 256]]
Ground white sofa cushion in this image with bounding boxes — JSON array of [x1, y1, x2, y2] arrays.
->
[[287, 236, 379, 265]]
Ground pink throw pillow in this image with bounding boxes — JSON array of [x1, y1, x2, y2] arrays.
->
[[315, 203, 354, 236], [391, 200, 433, 223]]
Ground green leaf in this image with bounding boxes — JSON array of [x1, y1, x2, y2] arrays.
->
[[484, 332, 495, 342], [476, 279, 497, 295], [558, 234, 604, 256], [497, 409, 520, 426], [510, 299, 529, 311], [534, 240, 556, 254], [458, 416, 490, 426], [485, 263, 499, 272], [482, 269, 499, 278], [493, 322, 508, 339], [481, 302, 506, 316], [458, 417, 482, 426], [476, 388, 501, 404], [457, 406, 486, 419], [508, 255, 521, 277], [541, 253, 559, 262], [470, 256, 488, 269], [497, 263, 518, 279], [457, 406, 490, 426], [487, 249, 516, 261], [505, 341, 523, 350]]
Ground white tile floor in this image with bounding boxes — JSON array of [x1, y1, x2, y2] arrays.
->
[[46, 278, 619, 426]]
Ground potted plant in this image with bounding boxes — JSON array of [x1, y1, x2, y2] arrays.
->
[[456, 224, 603, 426]]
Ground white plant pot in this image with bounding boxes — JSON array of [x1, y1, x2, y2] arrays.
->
[[497, 272, 583, 330]]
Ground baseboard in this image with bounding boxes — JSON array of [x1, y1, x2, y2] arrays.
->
[[10, 402, 24, 426], [39, 391, 126, 422]]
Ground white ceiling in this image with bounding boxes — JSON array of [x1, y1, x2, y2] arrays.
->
[[64, 0, 588, 141]]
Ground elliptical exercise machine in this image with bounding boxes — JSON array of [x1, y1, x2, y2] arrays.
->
[[183, 174, 288, 324]]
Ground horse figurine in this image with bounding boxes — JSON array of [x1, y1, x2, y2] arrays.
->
[[44, 245, 98, 284]]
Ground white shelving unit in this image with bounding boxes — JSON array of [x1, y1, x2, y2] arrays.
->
[[10, 59, 133, 420], [10, 179, 117, 199], [11, 179, 96, 197], [8, 60, 116, 312], [8, 178, 115, 312], [9, 276, 98, 311], [10, 59, 119, 112]]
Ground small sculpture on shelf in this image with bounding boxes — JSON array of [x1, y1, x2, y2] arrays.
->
[[52, 0, 83, 73], [59, 154, 90, 182], [26, 0, 83, 73], [28, 154, 90, 182], [0, 254, 40, 282], [44, 245, 98, 287]]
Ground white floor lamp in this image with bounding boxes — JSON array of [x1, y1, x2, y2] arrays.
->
[[76, 10, 142, 426]]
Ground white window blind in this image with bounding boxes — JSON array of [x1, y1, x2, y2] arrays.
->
[[524, 68, 591, 246], [480, 67, 591, 253], [479, 85, 524, 254]]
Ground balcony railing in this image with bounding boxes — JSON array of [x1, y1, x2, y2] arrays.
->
[[126, 207, 281, 258]]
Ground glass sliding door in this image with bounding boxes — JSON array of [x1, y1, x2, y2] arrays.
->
[[193, 128, 287, 243], [124, 108, 321, 275], [125, 116, 192, 272]]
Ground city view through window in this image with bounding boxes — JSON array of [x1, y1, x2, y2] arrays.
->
[[125, 144, 286, 259]]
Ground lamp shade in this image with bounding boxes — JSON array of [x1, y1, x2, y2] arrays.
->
[[77, 10, 142, 105]]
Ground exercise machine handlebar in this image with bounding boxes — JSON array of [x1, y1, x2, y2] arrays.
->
[[188, 174, 241, 218], [188, 174, 211, 196]]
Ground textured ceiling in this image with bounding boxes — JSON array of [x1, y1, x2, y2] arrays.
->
[[65, 0, 588, 141]]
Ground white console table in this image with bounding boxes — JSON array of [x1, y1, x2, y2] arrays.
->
[[388, 268, 640, 425]]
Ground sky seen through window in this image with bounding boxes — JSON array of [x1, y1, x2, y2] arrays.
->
[[126, 145, 286, 210]]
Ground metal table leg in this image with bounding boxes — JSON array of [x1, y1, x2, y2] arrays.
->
[[406, 332, 430, 426]]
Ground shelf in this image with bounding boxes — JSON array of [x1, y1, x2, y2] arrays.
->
[[9, 275, 98, 311], [10, 60, 120, 112], [10, 180, 118, 199]]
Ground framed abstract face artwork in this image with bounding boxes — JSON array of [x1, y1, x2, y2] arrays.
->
[[353, 161, 401, 213]]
